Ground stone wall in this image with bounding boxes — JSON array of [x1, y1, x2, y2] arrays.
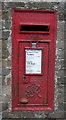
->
[[1, 1, 66, 119]]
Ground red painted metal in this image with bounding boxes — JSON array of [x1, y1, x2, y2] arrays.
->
[[12, 9, 57, 111]]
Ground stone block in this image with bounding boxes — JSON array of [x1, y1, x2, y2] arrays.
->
[[2, 68, 10, 76], [64, 69, 66, 76], [64, 50, 66, 59], [58, 93, 64, 103], [2, 103, 8, 111], [0, 83, 2, 95], [0, 68, 2, 76], [58, 103, 64, 111], [58, 91, 64, 98], [64, 113, 66, 118], [64, 86, 66, 92], [58, 70, 64, 78], [0, 112, 2, 120], [57, 77, 64, 84], [0, 30, 2, 39], [21, 111, 35, 118], [2, 59, 11, 68], [2, 85, 11, 96], [2, 2, 25, 10], [2, 2, 7, 11], [3, 76, 12, 86], [2, 11, 9, 20], [57, 21, 65, 41], [55, 59, 64, 71], [64, 40, 66, 50], [0, 95, 2, 103], [58, 50, 64, 59], [2, 94, 10, 103], [0, 40, 2, 50], [2, 31, 10, 40], [0, 11, 2, 20], [48, 111, 64, 118], [2, 76, 6, 86], [3, 20, 11, 30], [2, 110, 9, 118], [64, 95, 66, 102], [7, 78, 11, 86], [2, 50, 9, 59], [15, 2, 25, 7], [9, 111, 23, 118], [0, 21, 2, 30], [64, 102, 66, 110], [56, 41, 64, 49], [0, 2, 2, 10], [2, 59, 7, 68]]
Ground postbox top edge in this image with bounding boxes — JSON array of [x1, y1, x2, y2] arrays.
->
[[12, 9, 57, 14]]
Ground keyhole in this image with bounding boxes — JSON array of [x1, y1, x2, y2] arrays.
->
[[22, 75, 26, 80]]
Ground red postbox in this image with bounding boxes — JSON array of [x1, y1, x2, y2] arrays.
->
[[12, 9, 57, 111]]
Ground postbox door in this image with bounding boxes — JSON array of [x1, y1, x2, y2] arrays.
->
[[18, 41, 49, 106]]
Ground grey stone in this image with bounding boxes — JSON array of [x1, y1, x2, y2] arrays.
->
[[2, 68, 10, 76], [2, 31, 10, 40], [0, 103, 2, 112], [2, 11, 9, 20], [0, 112, 2, 120], [0, 21, 2, 30], [57, 77, 64, 84], [58, 103, 64, 111], [2, 103, 8, 111], [2, 110, 9, 118], [58, 70, 64, 77], [58, 94, 64, 103], [2, 50, 9, 59], [56, 41, 64, 49], [0, 2, 2, 10], [2, 19, 11, 30], [2, 94, 10, 103], [48, 111, 64, 118]]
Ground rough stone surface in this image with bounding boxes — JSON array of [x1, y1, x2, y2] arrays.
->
[[1, 0, 66, 2], [1, 1, 65, 119]]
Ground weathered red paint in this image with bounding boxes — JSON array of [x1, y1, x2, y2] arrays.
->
[[12, 9, 57, 111]]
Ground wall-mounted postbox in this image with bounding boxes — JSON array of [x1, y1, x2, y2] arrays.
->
[[12, 9, 57, 111]]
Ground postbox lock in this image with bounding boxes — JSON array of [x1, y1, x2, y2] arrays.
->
[[22, 75, 29, 84], [22, 75, 26, 80]]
